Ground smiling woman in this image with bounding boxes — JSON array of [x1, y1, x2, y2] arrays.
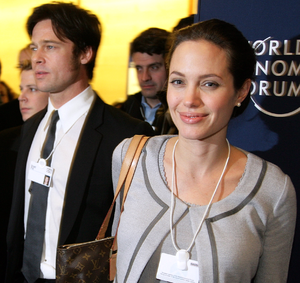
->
[[111, 19, 296, 283], [167, 40, 242, 141]]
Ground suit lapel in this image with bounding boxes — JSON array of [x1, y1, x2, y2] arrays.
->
[[14, 109, 47, 194], [8, 109, 47, 240], [17, 109, 47, 169], [58, 96, 104, 244]]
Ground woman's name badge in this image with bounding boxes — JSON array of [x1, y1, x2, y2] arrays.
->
[[156, 253, 199, 283], [28, 161, 53, 187]]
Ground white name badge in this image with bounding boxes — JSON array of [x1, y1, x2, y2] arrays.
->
[[156, 253, 199, 283], [28, 161, 53, 187]]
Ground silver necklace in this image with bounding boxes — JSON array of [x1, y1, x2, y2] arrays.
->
[[170, 139, 230, 270]]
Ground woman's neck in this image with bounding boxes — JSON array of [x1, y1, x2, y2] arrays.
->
[[172, 137, 229, 177], [164, 136, 234, 205]]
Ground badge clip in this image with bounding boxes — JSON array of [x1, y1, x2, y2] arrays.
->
[[176, 249, 189, 271], [38, 158, 47, 168]]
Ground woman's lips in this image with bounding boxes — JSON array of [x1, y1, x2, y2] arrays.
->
[[179, 112, 208, 124]]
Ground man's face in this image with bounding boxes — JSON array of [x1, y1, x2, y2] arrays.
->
[[132, 52, 167, 99], [30, 19, 82, 97]]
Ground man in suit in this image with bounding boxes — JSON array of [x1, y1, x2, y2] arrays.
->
[[5, 3, 153, 283], [120, 28, 177, 135]]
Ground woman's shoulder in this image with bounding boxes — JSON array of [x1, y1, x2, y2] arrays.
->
[[244, 152, 295, 197], [113, 135, 175, 161], [117, 135, 174, 153], [246, 152, 287, 176], [145, 135, 175, 147], [235, 147, 289, 179]]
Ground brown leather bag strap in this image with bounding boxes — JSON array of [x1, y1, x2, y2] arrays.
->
[[96, 135, 149, 240]]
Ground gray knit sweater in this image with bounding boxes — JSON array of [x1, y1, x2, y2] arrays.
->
[[112, 135, 296, 283]]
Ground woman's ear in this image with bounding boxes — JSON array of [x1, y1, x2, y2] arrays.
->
[[80, 46, 93, 65], [236, 79, 251, 105]]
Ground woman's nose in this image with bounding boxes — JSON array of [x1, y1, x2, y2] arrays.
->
[[183, 86, 202, 108]]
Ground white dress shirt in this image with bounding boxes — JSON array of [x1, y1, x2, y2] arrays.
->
[[24, 86, 95, 279]]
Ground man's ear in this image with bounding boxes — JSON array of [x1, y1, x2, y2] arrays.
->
[[80, 46, 93, 65], [236, 79, 252, 105]]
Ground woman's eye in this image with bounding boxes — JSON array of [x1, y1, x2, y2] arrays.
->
[[170, 79, 183, 85], [30, 88, 37, 92], [203, 81, 219, 87]]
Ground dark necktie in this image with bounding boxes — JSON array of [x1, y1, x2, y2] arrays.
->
[[22, 110, 59, 283]]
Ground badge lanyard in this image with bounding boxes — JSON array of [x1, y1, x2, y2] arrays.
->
[[170, 139, 230, 270], [38, 111, 86, 167]]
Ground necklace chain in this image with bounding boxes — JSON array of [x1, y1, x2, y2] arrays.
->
[[170, 139, 231, 254]]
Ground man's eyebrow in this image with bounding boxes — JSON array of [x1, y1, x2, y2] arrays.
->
[[135, 62, 163, 68], [30, 40, 62, 46], [149, 62, 163, 67]]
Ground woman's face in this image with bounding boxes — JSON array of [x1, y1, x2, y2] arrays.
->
[[167, 39, 247, 142]]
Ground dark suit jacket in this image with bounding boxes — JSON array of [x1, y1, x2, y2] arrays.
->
[[0, 126, 21, 281], [5, 95, 153, 282], [120, 92, 177, 135], [0, 99, 23, 132]]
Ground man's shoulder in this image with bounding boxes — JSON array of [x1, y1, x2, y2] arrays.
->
[[89, 95, 153, 133], [122, 92, 142, 106], [103, 101, 145, 125], [22, 108, 47, 129], [118, 92, 144, 120], [126, 91, 143, 100], [0, 99, 23, 131], [0, 126, 22, 150], [0, 125, 22, 137]]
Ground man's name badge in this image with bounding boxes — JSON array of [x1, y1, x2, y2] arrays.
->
[[28, 161, 53, 187], [156, 253, 199, 283]]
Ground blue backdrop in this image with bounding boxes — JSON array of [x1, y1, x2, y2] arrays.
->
[[197, 1, 300, 281]]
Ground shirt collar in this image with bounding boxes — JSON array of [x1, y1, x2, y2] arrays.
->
[[44, 86, 95, 133], [141, 95, 161, 110]]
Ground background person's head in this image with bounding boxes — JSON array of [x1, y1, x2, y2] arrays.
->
[[18, 60, 48, 121], [18, 44, 32, 69], [26, 1, 101, 80], [0, 60, 15, 105], [167, 19, 256, 117], [130, 28, 170, 106], [0, 81, 15, 105], [130, 28, 171, 60]]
